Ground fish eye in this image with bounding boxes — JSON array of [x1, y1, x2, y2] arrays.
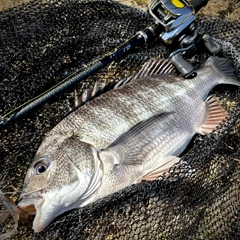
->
[[36, 165, 47, 174], [33, 158, 50, 175]]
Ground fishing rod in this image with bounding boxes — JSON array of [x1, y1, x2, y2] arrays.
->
[[0, 0, 213, 129]]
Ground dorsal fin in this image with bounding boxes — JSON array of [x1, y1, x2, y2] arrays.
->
[[74, 76, 133, 108], [74, 58, 177, 108], [132, 58, 177, 81]]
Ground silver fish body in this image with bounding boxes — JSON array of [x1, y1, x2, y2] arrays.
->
[[18, 57, 240, 232]]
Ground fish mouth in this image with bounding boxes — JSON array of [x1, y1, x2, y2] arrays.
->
[[18, 189, 45, 215], [18, 188, 63, 232]]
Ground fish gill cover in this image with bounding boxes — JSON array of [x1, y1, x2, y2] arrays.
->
[[0, 0, 239, 239]]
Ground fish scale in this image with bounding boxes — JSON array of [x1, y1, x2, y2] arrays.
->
[[18, 57, 240, 232], [95, 114, 187, 198], [53, 75, 202, 149]]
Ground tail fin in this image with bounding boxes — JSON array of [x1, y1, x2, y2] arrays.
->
[[204, 56, 240, 86]]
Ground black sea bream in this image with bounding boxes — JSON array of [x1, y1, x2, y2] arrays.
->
[[18, 57, 240, 232]]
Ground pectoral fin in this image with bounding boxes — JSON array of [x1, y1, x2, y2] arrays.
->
[[108, 112, 172, 149], [198, 96, 229, 135], [100, 112, 172, 167], [138, 156, 181, 182]]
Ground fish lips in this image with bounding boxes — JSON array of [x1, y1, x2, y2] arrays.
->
[[18, 189, 71, 233], [17, 190, 51, 232], [17, 191, 42, 216], [17, 198, 37, 216]]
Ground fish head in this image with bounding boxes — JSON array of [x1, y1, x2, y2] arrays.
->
[[18, 132, 102, 232]]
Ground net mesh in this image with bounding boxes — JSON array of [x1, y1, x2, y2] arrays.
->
[[0, 0, 239, 239]]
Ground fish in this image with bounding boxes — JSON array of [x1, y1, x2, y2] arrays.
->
[[17, 57, 240, 232]]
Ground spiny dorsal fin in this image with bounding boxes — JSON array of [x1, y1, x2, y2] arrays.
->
[[74, 77, 133, 108], [132, 58, 177, 81], [74, 58, 177, 108], [75, 82, 99, 107]]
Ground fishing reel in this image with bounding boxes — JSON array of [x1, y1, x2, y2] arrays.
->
[[0, 0, 220, 128], [149, 0, 197, 45], [145, 0, 222, 78]]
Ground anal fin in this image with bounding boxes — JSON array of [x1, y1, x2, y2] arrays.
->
[[138, 156, 180, 182], [198, 96, 229, 135]]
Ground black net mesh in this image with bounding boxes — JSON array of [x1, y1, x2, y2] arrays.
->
[[0, 0, 239, 239]]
